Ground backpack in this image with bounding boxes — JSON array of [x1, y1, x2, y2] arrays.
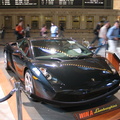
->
[[93, 29, 98, 35]]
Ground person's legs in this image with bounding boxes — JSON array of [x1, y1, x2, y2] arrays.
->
[[17, 34, 23, 40], [108, 40, 120, 57], [26, 31, 30, 37], [1, 32, 5, 39], [51, 33, 56, 37], [90, 35, 99, 44], [94, 38, 104, 54], [59, 31, 64, 37], [108, 40, 117, 53]]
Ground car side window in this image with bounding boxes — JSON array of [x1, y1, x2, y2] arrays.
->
[[19, 40, 30, 57]]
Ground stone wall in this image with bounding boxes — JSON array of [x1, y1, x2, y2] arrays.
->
[[0, 8, 118, 29]]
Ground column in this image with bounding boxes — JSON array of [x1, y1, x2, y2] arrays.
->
[[80, 15, 86, 29], [39, 15, 45, 29], [25, 15, 31, 28], [12, 15, 17, 29], [93, 16, 99, 28], [53, 13, 58, 26], [66, 14, 72, 29]]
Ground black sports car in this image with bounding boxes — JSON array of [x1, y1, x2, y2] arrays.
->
[[4, 37, 120, 107]]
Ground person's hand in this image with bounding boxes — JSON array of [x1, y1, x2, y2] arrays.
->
[[20, 29, 24, 33], [102, 40, 106, 45]]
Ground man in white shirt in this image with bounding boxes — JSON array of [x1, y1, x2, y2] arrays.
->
[[50, 22, 58, 37], [95, 21, 110, 54]]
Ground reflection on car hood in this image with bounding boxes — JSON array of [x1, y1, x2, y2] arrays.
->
[[33, 57, 119, 90]]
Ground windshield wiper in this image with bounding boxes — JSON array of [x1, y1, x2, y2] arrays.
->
[[77, 54, 93, 59], [35, 57, 62, 61], [69, 54, 93, 60], [68, 56, 87, 59], [60, 55, 90, 60]]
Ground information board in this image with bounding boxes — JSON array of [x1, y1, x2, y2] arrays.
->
[[84, 0, 104, 5]]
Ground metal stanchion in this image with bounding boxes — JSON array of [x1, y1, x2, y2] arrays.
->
[[14, 82, 23, 120], [0, 77, 23, 120]]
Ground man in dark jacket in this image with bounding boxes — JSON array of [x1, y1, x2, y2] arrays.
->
[[90, 22, 102, 45]]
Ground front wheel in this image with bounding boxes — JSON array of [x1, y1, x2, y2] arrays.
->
[[25, 70, 35, 100]]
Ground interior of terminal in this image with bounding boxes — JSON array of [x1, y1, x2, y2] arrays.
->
[[0, 1, 120, 120]]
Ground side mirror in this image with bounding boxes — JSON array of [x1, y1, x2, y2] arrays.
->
[[12, 50, 23, 58], [88, 46, 97, 50], [10, 42, 18, 46]]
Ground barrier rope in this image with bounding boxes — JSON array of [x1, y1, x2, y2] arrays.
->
[[0, 88, 17, 102]]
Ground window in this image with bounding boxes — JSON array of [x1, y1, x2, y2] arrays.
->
[[1, 0, 37, 5], [19, 39, 30, 57]]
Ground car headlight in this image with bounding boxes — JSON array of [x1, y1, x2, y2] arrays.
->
[[40, 67, 52, 80], [39, 67, 65, 85], [40, 67, 57, 83]]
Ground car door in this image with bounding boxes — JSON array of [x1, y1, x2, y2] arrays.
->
[[12, 39, 30, 80]]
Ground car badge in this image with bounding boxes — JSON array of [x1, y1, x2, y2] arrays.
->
[[91, 78, 95, 82]]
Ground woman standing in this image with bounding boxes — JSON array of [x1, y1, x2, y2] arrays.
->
[[41, 24, 47, 37]]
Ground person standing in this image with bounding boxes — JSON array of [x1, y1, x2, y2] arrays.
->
[[41, 24, 47, 37], [94, 21, 110, 54], [107, 21, 120, 56], [25, 24, 30, 38], [59, 24, 64, 37], [16, 20, 24, 40], [50, 22, 58, 37], [1, 24, 5, 39], [90, 22, 102, 45]]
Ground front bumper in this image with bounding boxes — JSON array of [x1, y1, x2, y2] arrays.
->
[[31, 85, 120, 107]]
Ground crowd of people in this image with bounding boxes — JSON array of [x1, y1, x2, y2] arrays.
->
[[14, 20, 30, 40], [14, 21, 64, 40], [40, 22, 64, 38], [92, 20, 120, 57], [2, 20, 120, 57]]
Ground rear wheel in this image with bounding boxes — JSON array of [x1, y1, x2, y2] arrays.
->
[[4, 51, 10, 70]]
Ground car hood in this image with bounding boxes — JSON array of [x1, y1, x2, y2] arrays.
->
[[33, 57, 119, 90]]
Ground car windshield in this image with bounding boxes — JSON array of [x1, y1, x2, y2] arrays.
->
[[31, 39, 92, 60]]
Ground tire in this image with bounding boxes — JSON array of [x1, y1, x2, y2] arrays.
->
[[4, 51, 10, 70], [24, 69, 37, 101]]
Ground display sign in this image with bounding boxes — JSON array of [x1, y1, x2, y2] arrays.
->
[[84, 0, 104, 5], [74, 100, 120, 120]]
